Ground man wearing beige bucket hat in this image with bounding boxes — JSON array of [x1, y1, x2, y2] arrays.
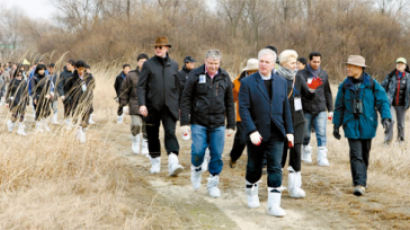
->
[[229, 58, 259, 168], [333, 55, 391, 196], [137, 36, 184, 176]]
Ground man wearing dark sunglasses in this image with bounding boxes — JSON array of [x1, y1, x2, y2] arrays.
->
[[138, 36, 183, 176]]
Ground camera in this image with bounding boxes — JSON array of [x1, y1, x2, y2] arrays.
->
[[353, 99, 363, 115]]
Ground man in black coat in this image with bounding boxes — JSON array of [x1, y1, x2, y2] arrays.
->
[[138, 36, 183, 176], [114, 64, 131, 124], [177, 56, 196, 97], [299, 52, 333, 166], [57, 59, 75, 127]]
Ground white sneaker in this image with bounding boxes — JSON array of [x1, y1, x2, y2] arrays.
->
[[150, 157, 161, 174], [35, 121, 44, 133], [141, 138, 149, 156], [43, 120, 50, 132], [207, 175, 221, 198], [17, 123, 27, 136], [7, 120, 14, 132], [191, 165, 202, 190], [267, 188, 286, 217], [117, 115, 123, 124], [88, 114, 95, 124], [77, 127, 86, 143], [51, 113, 59, 124], [287, 167, 306, 198], [302, 145, 313, 163], [202, 148, 211, 172], [168, 153, 184, 176], [317, 146, 330, 167], [131, 134, 141, 154], [246, 181, 260, 208]]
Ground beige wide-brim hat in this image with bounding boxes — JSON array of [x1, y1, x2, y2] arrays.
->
[[345, 55, 367, 67], [242, 58, 259, 72]]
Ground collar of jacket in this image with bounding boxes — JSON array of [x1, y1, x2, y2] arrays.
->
[[345, 72, 371, 90], [154, 53, 170, 66], [195, 64, 225, 79]]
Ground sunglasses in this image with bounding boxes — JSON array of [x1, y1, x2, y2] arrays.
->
[[155, 46, 165, 50]]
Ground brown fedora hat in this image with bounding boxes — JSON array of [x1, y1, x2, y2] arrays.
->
[[345, 55, 367, 67], [153, 36, 172, 48]]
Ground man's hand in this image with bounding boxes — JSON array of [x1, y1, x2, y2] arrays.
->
[[250, 131, 262, 146], [226, 128, 235, 137], [328, 112, 333, 121], [333, 126, 341, 140], [181, 125, 190, 140], [286, 134, 294, 148], [139, 105, 148, 117]]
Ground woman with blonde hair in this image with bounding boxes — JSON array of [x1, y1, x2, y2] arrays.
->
[[277, 49, 321, 198]]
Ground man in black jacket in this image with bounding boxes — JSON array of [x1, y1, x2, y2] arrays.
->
[[177, 56, 196, 95], [299, 52, 333, 166], [114, 64, 131, 124], [58, 59, 75, 127], [138, 36, 183, 176], [180, 49, 235, 198]]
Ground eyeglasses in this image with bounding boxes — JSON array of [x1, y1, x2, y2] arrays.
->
[[155, 46, 164, 50]]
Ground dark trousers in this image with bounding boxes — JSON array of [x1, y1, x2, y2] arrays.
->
[[117, 104, 123, 116], [281, 122, 304, 172], [145, 106, 179, 158], [246, 137, 284, 188], [229, 122, 247, 163], [63, 101, 72, 118], [348, 139, 372, 187], [385, 106, 406, 142]]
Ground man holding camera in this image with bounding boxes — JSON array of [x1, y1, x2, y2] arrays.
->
[[333, 55, 391, 196]]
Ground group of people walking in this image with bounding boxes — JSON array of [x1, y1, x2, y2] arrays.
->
[[1, 60, 95, 142], [113, 36, 409, 218]]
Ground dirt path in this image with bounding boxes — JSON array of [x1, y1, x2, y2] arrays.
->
[[105, 117, 409, 230]]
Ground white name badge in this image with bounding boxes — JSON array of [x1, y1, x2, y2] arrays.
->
[[307, 78, 313, 84], [294, 97, 303, 111], [199, 74, 206, 84]]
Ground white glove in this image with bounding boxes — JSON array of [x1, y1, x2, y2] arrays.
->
[[286, 134, 294, 147], [181, 125, 191, 140], [250, 131, 263, 146], [226, 128, 235, 137]]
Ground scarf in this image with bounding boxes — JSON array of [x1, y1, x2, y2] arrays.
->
[[277, 65, 296, 81], [307, 64, 321, 77]]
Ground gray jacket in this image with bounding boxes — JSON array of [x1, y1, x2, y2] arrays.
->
[[381, 70, 410, 109]]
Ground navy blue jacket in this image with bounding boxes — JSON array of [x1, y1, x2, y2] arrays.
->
[[239, 72, 294, 141]]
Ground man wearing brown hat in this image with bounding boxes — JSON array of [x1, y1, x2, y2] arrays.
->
[[138, 36, 184, 176], [333, 55, 391, 196]]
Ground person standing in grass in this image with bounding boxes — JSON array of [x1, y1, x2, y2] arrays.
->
[[120, 53, 149, 156], [48, 63, 59, 125], [381, 57, 410, 144], [114, 64, 131, 124], [333, 55, 391, 196], [31, 64, 54, 132], [5, 68, 29, 136], [65, 60, 95, 143], [58, 59, 75, 127]]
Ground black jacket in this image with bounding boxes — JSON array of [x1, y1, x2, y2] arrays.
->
[[120, 69, 141, 115], [137, 54, 180, 119], [298, 68, 333, 114], [57, 67, 73, 97], [5, 78, 28, 108], [180, 65, 235, 129], [64, 70, 95, 113], [114, 71, 126, 98], [32, 73, 52, 102], [177, 66, 191, 92]]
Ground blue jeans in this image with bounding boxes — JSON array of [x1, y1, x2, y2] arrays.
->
[[191, 124, 225, 175], [246, 138, 284, 188], [303, 111, 327, 147]]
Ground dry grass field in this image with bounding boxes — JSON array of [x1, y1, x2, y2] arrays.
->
[[0, 67, 408, 229]]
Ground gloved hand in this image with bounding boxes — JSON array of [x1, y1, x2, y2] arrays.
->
[[382, 119, 392, 133], [333, 126, 341, 140], [308, 77, 323, 89], [226, 128, 235, 137], [286, 134, 294, 148], [250, 131, 263, 146]]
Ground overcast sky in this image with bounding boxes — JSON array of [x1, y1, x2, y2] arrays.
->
[[0, 0, 55, 20]]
